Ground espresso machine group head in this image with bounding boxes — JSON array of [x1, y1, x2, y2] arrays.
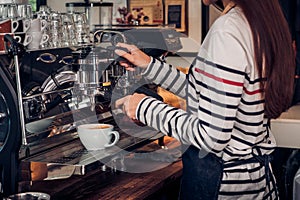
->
[[72, 46, 110, 110], [72, 28, 182, 111]]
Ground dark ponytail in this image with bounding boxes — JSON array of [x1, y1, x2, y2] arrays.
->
[[233, 0, 295, 119]]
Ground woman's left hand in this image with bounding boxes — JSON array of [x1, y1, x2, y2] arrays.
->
[[115, 93, 147, 119]]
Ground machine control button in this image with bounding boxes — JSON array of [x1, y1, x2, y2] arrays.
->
[[0, 112, 6, 122]]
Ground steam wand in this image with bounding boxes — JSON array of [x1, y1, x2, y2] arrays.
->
[[4, 34, 28, 147]]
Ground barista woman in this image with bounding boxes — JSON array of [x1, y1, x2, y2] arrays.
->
[[115, 0, 295, 199]]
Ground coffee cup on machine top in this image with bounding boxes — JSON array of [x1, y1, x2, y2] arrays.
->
[[27, 31, 49, 50], [14, 18, 31, 33], [13, 32, 33, 46], [27, 18, 47, 32]]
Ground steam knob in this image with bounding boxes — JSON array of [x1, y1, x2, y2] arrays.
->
[[0, 113, 6, 123]]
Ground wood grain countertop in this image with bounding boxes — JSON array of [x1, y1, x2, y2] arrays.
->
[[28, 138, 183, 200]]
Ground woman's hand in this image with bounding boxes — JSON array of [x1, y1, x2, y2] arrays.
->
[[115, 43, 151, 70], [115, 93, 147, 119]]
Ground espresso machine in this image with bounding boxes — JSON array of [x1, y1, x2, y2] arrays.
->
[[0, 27, 182, 197]]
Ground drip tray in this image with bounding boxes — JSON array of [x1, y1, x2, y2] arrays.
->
[[21, 127, 164, 181]]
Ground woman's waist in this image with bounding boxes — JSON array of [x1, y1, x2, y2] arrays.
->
[[221, 141, 276, 163]]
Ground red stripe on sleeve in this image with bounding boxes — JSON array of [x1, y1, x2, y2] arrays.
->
[[243, 88, 262, 95], [195, 68, 243, 87]]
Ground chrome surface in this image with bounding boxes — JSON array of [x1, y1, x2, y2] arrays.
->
[[13, 53, 28, 146], [7, 192, 50, 200], [36, 53, 57, 64], [41, 71, 76, 92], [0, 112, 6, 121], [0, 92, 10, 146]]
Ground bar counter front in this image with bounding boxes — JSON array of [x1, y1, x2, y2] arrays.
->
[[27, 138, 183, 200]]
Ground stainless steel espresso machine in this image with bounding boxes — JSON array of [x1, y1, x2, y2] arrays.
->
[[0, 27, 182, 197]]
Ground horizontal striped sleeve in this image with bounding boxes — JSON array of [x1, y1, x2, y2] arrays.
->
[[142, 58, 188, 99], [136, 30, 248, 154], [136, 96, 229, 153]]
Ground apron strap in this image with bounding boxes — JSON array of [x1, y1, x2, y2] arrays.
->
[[223, 152, 278, 199]]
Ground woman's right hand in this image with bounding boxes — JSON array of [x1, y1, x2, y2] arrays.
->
[[115, 43, 151, 71]]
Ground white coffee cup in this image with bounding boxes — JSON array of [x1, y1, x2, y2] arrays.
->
[[14, 32, 33, 46], [13, 35, 21, 43], [77, 123, 120, 151], [27, 31, 49, 50], [22, 18, 31, 32], [28, 18, 47, 32], [11, 20, 19, 33]]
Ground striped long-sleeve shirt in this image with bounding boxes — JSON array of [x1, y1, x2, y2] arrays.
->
[[136, 7, 278, 199]]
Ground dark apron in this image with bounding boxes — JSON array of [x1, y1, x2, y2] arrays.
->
[[179, 145, 223, 200], [179, 145, 278, 200]]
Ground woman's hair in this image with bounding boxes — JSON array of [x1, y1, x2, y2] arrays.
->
[[233, 0, 295, 119]]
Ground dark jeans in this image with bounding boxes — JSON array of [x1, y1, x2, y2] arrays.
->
[[179, 146, 223, 200]]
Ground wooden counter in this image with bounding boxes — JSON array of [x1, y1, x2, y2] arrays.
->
[[29, 160, 182, 200], [28, 139, 183, 200], [87, 161, 182, 200]]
